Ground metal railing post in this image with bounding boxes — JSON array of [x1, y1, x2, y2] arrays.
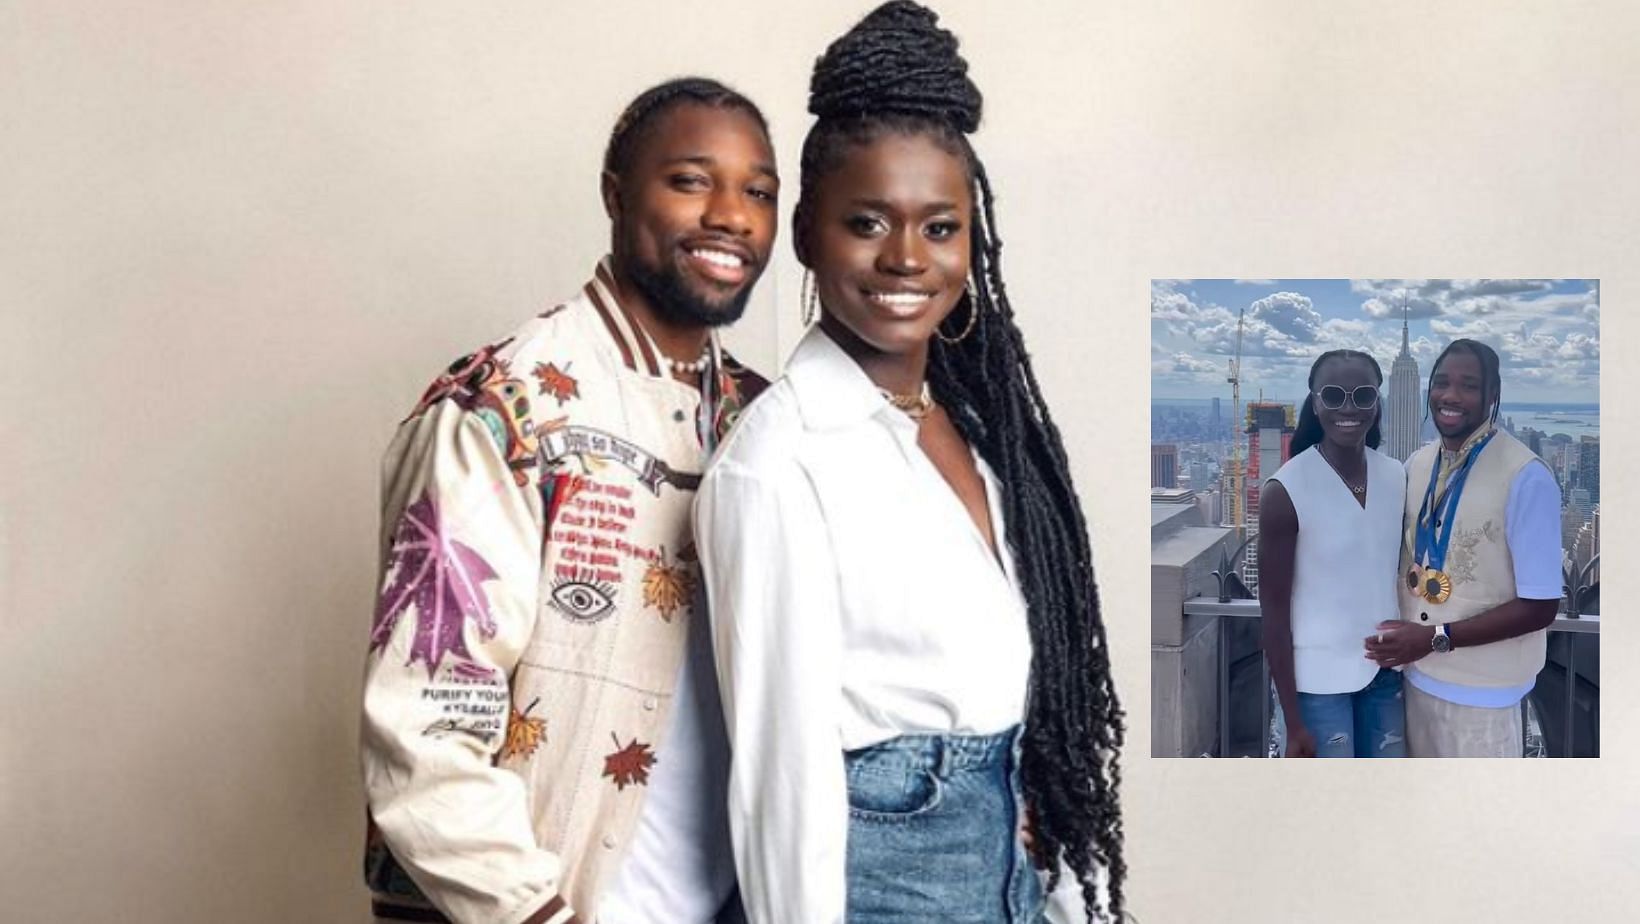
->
[[1260, 653, 1271, 758], [1564, 632, 1577, 758], [1218, 614, 1231, 758]]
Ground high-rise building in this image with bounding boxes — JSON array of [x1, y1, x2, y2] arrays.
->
[[1590, 504, 1602, 586], [1560, 506, 1581, 563], [1592, 504, 1601, 559], [1189, 461, 1211, 491], [1243, 402, 1296, 525], [1546, 442, 1570, 491], [1523, 427, 1544, 458], [1197, 488, 1223, 527], [1574, 521, 1597, 578], [1210, 397, 1223, 440], [1579, 435, 1600, 506], [1151, 443, 1179, 488], [1219, 470, 1237, 526], [1572, 504, 1600, 592], [1570, 486, 1593, 525], [1386, 306, 1421, 461]]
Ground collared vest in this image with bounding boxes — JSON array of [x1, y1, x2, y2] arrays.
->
[[1397, 429, 1551, 687]]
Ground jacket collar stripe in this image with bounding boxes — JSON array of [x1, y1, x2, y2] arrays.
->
[[591, 260, 665, 378], [583, 280, 637, 372]]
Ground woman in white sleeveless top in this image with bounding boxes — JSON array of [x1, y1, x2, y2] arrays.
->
[[1259, 350, 1408, 757]]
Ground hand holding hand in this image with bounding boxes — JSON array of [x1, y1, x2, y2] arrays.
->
[[1364, 620, 1434, 668]]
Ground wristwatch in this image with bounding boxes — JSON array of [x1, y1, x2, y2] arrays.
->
[[1431, 623, 1452, 654]]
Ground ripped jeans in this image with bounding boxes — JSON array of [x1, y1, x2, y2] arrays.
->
[[1275, 667, 1408, 758]]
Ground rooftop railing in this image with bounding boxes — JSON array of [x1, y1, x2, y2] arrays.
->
[[1184, 598, 1599, 758]]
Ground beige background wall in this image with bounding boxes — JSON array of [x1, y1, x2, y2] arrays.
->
[[3, 1, 1635, 921]]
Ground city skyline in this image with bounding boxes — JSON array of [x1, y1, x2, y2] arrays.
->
[[1152, 279, 1600, 404]]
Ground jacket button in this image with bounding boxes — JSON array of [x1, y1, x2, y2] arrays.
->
[[602, 835, 617, 849], [642, 697, 658, 711], [673, 409, 686, 422], [1420, 612, 1429, 622]]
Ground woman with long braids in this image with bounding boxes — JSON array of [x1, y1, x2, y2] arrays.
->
[[694, 3, 1123, 922], [1259, 349, 1408, 758]]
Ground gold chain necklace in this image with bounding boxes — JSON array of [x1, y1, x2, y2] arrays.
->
[[877, 382, 934, 420]]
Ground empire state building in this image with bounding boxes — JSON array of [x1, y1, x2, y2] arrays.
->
[[1386, 307, 1421, 461]]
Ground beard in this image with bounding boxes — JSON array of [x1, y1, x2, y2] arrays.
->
[[623, 248, 754, 329]]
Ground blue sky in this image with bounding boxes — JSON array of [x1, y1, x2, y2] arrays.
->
[[1151, 279, 1600, 403]]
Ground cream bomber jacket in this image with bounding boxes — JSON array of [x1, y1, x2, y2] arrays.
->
[[361, 262, 762, 924]]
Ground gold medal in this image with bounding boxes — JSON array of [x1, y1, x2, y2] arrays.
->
[[1406, 565, 1423, 593], [1421, 569, 1453, 604]]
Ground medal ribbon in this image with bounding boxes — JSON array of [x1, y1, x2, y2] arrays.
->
[[1412, 429, 1496, 572]]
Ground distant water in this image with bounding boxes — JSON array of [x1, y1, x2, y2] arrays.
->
[[1155, 398, 1599, 438], [1502, 404, 1599, 438]]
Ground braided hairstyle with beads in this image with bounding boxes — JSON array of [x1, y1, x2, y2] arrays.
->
[[794, 3, 1126, 920]]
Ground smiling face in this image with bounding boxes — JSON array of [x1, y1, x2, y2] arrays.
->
[[1429, 347, 1489, 445], [802, 131, 973, 362], [1312, 354, 1381, 452], [605, 102, 779, 328]]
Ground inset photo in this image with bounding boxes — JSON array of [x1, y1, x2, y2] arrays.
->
[[1150, 280, 1599, 758]]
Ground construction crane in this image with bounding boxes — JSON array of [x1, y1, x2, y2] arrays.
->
[[1225, 307, 1246, 531]]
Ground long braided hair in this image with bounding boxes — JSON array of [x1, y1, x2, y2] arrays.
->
[[1289, 349, 1385, 459], [795, 4, 1125, 919]]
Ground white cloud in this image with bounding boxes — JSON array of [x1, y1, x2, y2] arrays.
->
[[1152, 279, 1597, 401], [1321, 318, 1370, 337], [1430, 317, 1496, 338], [1249, 292, 1323, 343], [1453, 279, 1556, 298], [1361, 295, 1443, 320], [1169, 351, 1221, 373]]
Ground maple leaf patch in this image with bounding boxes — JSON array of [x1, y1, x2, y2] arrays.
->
[[602, 734, 657, 790], [534, 361, 581, 406], [370, 490, 500, 678], [500, 697, 547, 761], [641, 549, 695, 623]]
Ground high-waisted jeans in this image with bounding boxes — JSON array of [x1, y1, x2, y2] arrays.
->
[[843, 727, 1046, 923]]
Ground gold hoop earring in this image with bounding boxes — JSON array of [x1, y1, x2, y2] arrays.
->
[[801, 269, 819, 327], [935, 277, 979, 345]]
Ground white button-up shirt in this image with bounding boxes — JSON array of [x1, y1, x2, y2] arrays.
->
[[694, 325, 1032, 924]]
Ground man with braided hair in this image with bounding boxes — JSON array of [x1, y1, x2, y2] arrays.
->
[[1365, 339, 1563, 756], [361, 78, 776, 924], [696, 3, 1125, 923]]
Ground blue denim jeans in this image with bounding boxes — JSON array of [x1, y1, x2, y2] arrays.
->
[[1274, 667, 1408, 758], [844, 727, 1045, 923]]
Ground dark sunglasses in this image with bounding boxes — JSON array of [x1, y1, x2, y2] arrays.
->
[[1316, 385, 1379, 410]]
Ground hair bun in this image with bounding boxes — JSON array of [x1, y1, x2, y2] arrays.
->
[[808, 1, 982, 134]]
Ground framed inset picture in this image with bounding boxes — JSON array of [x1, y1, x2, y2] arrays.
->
[[1151, 279, 1599, 758]]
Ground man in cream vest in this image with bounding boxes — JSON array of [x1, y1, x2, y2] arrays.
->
[[1365, 339, 1563, 757]]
